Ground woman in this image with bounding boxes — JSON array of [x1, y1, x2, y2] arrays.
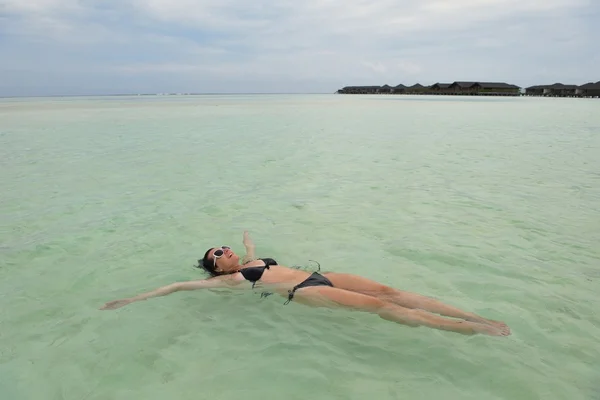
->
[[100, 232, 510, 337]]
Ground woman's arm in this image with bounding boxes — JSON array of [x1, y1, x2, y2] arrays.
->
[[99, 273, 245, 310], [241, 230, 257, 264]]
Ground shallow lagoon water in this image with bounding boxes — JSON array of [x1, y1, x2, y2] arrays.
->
[[1, 94, 599, 399]]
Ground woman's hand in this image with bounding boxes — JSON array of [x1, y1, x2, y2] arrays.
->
[[100, 298, 132, 310], [243, 231, 254, 248]]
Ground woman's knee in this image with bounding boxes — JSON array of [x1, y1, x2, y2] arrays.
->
[[376, 284, 399, 297], [376, 304, 421, 326]]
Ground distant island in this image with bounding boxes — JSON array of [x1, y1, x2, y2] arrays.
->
[[336, 81, 600, 98]]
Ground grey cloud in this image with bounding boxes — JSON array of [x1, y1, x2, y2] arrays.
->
[[0, 0, 598, 96]]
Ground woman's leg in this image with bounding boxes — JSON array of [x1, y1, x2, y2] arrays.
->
[[291, 286, 510, 336], [323, 273, 508, 329]]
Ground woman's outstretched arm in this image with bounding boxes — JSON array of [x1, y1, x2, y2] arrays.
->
[[99, 273, 245, 310]]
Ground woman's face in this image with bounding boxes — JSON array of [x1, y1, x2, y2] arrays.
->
[[208, 246, 240, 273]]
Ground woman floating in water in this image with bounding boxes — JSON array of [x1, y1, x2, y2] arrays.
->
[[100, 232, 510, 336]]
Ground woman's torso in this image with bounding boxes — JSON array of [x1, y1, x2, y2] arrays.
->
[[238, 259, 312, 292]]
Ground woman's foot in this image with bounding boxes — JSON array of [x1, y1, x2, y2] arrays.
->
[[466, 314, 510, 331], [471, 322, 511, 336], [485, 319, 510, 330]]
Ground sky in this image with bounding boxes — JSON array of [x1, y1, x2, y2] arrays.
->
[[0, 0, 599, 96]]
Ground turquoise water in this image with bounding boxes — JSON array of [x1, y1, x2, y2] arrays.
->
[[1, 94, 599, 400]]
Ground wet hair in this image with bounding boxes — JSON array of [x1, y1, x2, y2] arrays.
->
[[195, 247, 222, 277]]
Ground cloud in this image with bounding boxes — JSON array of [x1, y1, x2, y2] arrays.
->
[[0, 0, 598, 96]]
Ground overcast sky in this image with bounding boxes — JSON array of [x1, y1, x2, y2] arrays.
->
[[1, 0, 598, 96]]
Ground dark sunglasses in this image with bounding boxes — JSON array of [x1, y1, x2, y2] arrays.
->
[[212, 246, 231, 267]]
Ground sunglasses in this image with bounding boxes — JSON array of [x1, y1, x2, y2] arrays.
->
[[212, 246, 231, 267]]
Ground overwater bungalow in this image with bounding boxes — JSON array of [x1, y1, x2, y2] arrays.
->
[[578, 81, 600, 98], [524, 85, 545, 96], [403, 84, 424, 94], [379, 84, 393, 93], [447, 82, 521, 95], [428, 83, 452, 94], [392, 84, 407, 94], [524, 81, 600, 98], [397, 83, 427, 94], [544, 83, 579, 97]]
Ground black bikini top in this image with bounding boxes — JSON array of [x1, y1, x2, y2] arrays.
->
[[239, 258, 278, 286]]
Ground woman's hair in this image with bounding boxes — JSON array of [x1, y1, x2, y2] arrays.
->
[[195, 247, 220, 277]]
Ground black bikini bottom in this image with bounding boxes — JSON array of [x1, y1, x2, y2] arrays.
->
[[284, 272, 334, 305]]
